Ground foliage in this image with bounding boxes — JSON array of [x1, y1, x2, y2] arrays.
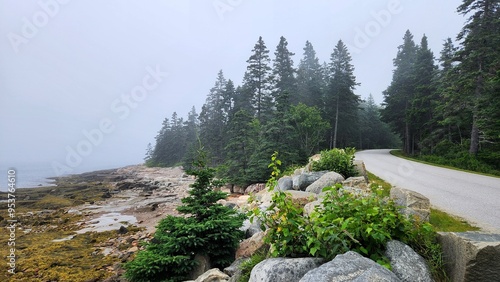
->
[[124, 149, 246, 282], [324, 40, 361, 149], [237, 249, 268, 282], [311, 148, 357, 178], [250, 153, 447, 281]]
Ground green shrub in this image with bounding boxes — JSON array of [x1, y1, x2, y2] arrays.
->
[[124, 149, 246, 282], [311, 148, 357, 178], [250, 152, 447, 280], [238, 249, 268, 282]]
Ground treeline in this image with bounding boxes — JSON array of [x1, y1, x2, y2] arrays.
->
[[382, 0, 499, 172], [145, 36, 398, 185]]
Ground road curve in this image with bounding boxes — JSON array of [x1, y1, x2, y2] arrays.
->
[[355, 149, 500, 232]]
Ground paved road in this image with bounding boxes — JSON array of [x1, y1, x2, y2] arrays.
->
[[355, 149, 500, 232]]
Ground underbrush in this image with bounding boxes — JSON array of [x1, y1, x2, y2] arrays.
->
[[248, 151, 449, 281], [392, 140, 500, 177]]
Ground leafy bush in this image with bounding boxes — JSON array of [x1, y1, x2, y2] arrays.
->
[[250, 152, 447, 280], [124, 150, 246, 282], [311, 148, 357, 178]]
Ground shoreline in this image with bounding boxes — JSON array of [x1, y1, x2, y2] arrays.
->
[[0, 164, 200, 281]]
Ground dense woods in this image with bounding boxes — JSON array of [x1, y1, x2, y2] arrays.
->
[[146, 0, 499, 182]]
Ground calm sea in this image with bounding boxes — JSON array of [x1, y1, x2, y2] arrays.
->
[[0, 161, 141, 192]]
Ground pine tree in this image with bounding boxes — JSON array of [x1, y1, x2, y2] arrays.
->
[[358, 94, 400, 149], [382, 30, 418, 154], [272, 36, 297, 104], [410, 35, 438, 152], [242, 36, 273, 123], [199, 71, 230, 165], [296, 41, 325, 108], [456, 0, 500, 155], [224, 109, 257, 185], [324, 40, 360, 149]]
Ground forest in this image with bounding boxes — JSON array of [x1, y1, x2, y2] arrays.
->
[[145, 0, 500, 184]]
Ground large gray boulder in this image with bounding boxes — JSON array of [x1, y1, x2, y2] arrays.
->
[[299, 251, 401, 282], [293, 171, 328, 191], [304, 172, 344, 194], [277, 176, 293, 191], [249, 257, 324, 282], [438, 231, 500, 282], [390, 187, 430, 221], [385, 240, 432, 282]]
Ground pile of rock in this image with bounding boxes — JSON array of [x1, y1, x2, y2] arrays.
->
[[185, 157, 439, 282]]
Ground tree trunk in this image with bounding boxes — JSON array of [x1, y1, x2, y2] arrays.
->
[[469, 72, 483, 156], [469, 113, 480, 155], [333, 95, 340, 149]]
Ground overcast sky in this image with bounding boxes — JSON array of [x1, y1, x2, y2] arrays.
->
[[0, 0, 466, 176]]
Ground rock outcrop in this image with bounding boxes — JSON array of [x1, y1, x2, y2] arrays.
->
[[385, 240, 433, 282], [299, 251, 401, 282], [304, 171, 344, 194], [249, 257, 324, 282], [390, 186, 430, 221], [292, 171, 328, 191], [277, 176, 293, 191], [235, 231, 268, 259], [438, 231, 500, 282]]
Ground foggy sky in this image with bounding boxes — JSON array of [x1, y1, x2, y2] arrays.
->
[[0, 0, 465, 176]]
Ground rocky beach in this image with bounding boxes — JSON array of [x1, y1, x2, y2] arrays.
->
[[0, 165, 224, 282]]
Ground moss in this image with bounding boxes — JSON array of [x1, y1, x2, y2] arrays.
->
[[0, 172, 143, 282]]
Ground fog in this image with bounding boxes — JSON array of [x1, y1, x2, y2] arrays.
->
[[0, 0, 465, 176]]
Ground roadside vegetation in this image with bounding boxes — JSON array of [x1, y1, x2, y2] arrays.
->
[[391, 149, 500, 177], [246, 151, 449, 281]]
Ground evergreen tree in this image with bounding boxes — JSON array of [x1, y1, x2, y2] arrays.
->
[[272, 36, 297, 103], [324, 40, 360, 149], [199, 71, 230, 165], [182, 106, 200, 169], [410, 35, 438, 152], [242, 36, 273, 123], [382, 30, 418, 154], [358, 94, 400, 149], [124, 149, 245, 282], [224, 109, 257, 185], [456, 0, 500, 155], [296, 41, 325, 108]]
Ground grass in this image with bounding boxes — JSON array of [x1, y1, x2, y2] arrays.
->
[[429, 208, 480, 232], [366, 170, 479, 232]]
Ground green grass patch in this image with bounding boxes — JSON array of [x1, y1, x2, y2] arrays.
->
[[367, 169, 479, 232], [366, 171, 391, 197], [430, 208, 480, 232]]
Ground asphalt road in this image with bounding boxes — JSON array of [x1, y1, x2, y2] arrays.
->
[[355, 149, 500, 232]]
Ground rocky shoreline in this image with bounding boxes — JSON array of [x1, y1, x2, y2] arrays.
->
[[0, 164, 217, 282]]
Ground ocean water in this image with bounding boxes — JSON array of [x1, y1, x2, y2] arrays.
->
[[0, 161, 141, 192], [0, 162, 58, 192]]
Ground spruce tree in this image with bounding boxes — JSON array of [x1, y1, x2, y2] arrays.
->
[[242, 36, 273, 123], [382, 30, 418, 154], [296, 41, 325, 108], [272, 36, 297, 104], [456, 0, 500, 155], [199, 71, 230, 165], [324, 40, 360, 149], [410, 35, 438, 152]]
